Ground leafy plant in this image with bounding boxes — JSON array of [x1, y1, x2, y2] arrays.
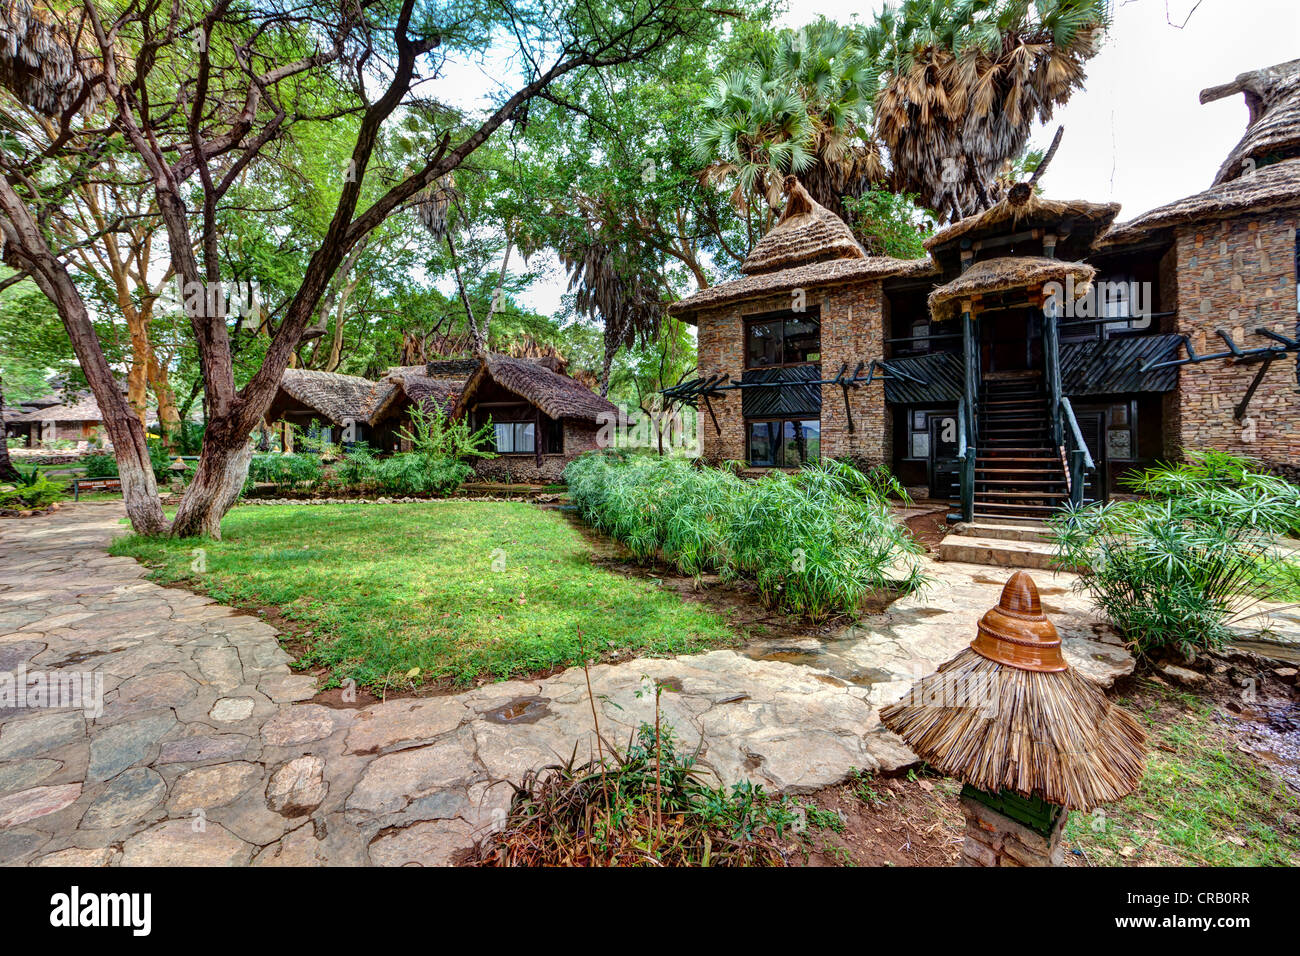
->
[[473, 719, 800, 867], [564, 452, 924, 620], [0, 471, 67, 508], [246, 453, 325, 492], [82, 452, 118, 478], [1049, 452, 1300, 660], [333, 441, 380, 488]]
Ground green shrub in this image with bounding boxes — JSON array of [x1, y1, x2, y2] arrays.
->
[[246, 452, 325, 491], [563, 453, 923, 620], [0, 470, 68, 509], [82, 452, 119, 478], [371, 453, 473, 496], [1049, 451, 1300, 660], [333, 441, 380, 488]]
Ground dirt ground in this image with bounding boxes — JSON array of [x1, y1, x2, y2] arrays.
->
[[790, 658, 1300, 867]]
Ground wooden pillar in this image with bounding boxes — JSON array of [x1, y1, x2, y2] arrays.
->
[[961, 301, 977, 522]]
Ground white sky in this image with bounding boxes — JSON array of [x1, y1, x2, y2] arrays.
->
[[488, 0, 1300, 316]]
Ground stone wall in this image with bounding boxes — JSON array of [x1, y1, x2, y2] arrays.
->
[[960, 794, 1068, 867], [1171, 214, 1299, 469], [471, 420, 599, 483], [694, 282, 890, 468]]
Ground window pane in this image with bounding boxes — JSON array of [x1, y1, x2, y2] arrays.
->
[[748, 421, 780, 466], [783, 420, 820, 467], [494, 422, 513, 453], [783, 317, 820, 363], [515, 422, 536, 453], [910, 432, 930, 460], [747, 320, 781, 367]]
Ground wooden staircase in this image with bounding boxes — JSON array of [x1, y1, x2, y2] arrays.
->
[[974, 375, 1069, 519]]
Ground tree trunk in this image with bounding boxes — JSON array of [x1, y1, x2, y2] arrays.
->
[[169, 421, 253, 539], [0, 180, 168, 534], [0, 376, 21, 483]]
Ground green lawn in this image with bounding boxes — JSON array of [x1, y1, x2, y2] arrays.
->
[[1065, 681, 1300, 866], [110, 502, 737, 690]]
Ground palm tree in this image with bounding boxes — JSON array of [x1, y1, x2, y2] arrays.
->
[[695, 1, 1108, 230], [694, 18, 885, 230], [864, 0, 1107, 222]]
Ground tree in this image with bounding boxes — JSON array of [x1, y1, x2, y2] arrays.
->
[[695, 1, 1108, 229], [0, 0, 715, 537]]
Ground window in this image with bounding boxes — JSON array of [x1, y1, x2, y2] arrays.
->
[[745, 309, 820, 368], [747, 418, 820, 467], [494, 421, 535, 454], [488, 416, 563, 455]]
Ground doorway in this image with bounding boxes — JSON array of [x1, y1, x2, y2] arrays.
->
[[979, 307, 1042, 375]]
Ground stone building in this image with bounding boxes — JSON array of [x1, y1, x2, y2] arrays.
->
[[667, 58, 1300, 517]]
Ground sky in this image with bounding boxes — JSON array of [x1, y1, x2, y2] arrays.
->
[[466, 0, 1300, 317]]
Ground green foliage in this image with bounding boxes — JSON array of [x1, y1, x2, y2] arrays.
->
[[247, 453, 325, 492], [475, 718, 801, 866], [1049, 452, 1300, 660], [371, 453, 473, 496], [841, 188, 934, 258], [333, 441, 380, 488], [0, 470, 67, 509], [564, 453, 924, 620], [82, 452, 119, 478]]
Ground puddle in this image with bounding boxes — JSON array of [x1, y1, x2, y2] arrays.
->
[[1230, 701, 1300, 792], [754, 650, 824, 668], [481, 696, 551, 724]]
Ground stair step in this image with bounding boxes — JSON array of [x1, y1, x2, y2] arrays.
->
[[975, 480, 1066, 488], [953, 520, 1053, 542], [937, 535, 1071, 571], [975, 502, 1067, 515]]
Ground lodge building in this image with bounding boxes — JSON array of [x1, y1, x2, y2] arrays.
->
[[667, 58, 1300, 520]]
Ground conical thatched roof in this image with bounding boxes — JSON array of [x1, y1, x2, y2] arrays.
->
[[0, 1, 103, 117], [928, 256, 1095, 321], [740, 176, 867, 276], [925, 193, 1119, 259], [880, 573, 1146, 812], [1202, 58, 1300, 186]]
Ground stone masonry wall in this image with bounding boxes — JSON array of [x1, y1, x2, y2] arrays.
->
[[694, 281, 889, 468], [471, 420, 599, 483], [1172, 214, 1299, 469], [960, 795, 1068, 867]]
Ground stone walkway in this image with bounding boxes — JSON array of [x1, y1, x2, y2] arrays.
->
[[0, 501, 1142, 867]]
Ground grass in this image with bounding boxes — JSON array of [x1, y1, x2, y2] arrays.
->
[[109, 501, 737, 690], [1065, 680, 1300, 866]]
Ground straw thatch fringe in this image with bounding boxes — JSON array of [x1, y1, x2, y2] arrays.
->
[[1104, 157, 1300, 246], [928, 257, 1095, 321], [668, 255, 936, 320], [924, 194, 1119, 255], [880, 647, 1146, 812]]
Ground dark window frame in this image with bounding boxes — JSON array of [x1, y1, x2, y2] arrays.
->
[[745, 416, 821, 468], [483, 413, 564, 456], [744, 306, 822, 369]]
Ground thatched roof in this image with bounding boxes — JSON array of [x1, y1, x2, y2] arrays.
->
[[739, 176, 866, 275], [880, 572, 1147, 812], [925, 194, 1119, 258], [928, 257, 1095, 321], [277, 369, 393, 426], [453, 354, 622, 425], [370, 364, 472, 422], [6, 393, 105, 423], [1203, 58, 1300, 186], [668, 256, 937, 320], [1103, 156, 1300, 246]]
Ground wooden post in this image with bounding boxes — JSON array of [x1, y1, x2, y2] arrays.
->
[[961, 302, 977, 523]]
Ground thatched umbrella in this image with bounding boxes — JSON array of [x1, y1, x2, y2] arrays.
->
[[880, 570, 1146, 815]]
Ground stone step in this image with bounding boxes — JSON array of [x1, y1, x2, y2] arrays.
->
[[937, 534, 1067, 570], [951, 520, 1054, 543]]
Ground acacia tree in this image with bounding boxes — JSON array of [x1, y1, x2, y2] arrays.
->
[[0, 0, 710, 537]]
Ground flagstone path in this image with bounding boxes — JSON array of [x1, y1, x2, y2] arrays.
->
[[0, 501, 1151, 867]]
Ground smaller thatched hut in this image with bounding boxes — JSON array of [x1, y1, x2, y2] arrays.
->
[[927, 257, 1096, 322], [452, 354, 625, 482]]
